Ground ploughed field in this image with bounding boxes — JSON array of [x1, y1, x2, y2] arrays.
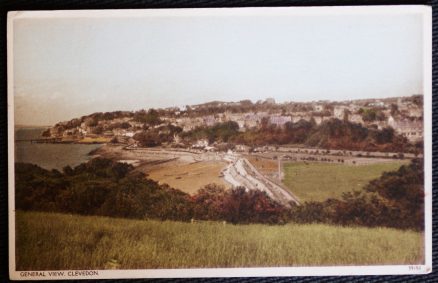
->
[[16, 211, 423, 270], [283, 161, 407, 202]]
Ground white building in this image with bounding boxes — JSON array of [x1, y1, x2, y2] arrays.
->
[[388, 116, 423, 142], [192, 139, 209, 149], [334, 106, 348, 120], [313, 116, 329, 125], [291, 115, 311, 123], [269, 116, 292, 127], [265, 98, 276, 104], [348, 114, 364, 124], [369, 101, 385, 107]]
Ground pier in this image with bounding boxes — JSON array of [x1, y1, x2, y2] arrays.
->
[[16, 137, 67, 144]]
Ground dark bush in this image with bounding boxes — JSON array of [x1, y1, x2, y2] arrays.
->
[[15, 158, 424, 230]]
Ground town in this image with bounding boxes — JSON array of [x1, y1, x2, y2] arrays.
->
[[31, 95, 423, 205], [43, 95, 423, 148]]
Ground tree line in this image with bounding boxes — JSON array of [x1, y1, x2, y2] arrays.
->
[[15, 158, 423, 230], [182, 118, 421, 154], [289, 158, 424, 230]]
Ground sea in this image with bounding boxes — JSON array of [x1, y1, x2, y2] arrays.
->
[[14, 127, 102, 170]]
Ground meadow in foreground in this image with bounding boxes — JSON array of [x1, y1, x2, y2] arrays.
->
[[283, 161, 406, 202], [16, 211, 423, 270]]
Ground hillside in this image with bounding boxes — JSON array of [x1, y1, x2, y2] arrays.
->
[[230, 118, 419, 153], [304, 118, 415, 152], [39, 95, 423, 153], [16, 211, 424, 270]]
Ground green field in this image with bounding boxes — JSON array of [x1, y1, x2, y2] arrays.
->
[[16, 211, 423, 270], [283, 161, 406, 202]]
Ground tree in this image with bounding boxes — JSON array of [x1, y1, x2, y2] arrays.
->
[[390, 103, 399, 116], [134, 109, 162, 126], [91, 125, 104, 134], [411, 95, 423, 107], [192, 184, 227, 220], [120, 122, 131, 129], [133, 131, 161, 147], [41, 128, 51, 137], [84, 117, 98, 127]]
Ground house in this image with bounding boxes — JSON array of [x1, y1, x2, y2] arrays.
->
[[243, 113, 266, 128], [62, 129, 77, 137], [203, 115, 216, 127], [78, 128, 88, 135], [388, 116, 423, 142], [348, 114, 364, 124], [103, 131, 114, 137], [408, 107, 423, 118], [192, 139, 209, 149], [269, 116, 291, 127], [265, 98, 276, 104], [183, 125, 195, 132], [236, 120, 245, 129], [313, 104, 324, 112], [374, 121, 388, 130], [123, 131, 135, 137], [173, 134, 181, 144], [225, 113, 246, 130], [129, 121, 143, 128], [313, 116, 330, 125], [291, 115, 311, 123], [334, 106, 348, 120], [348, 103, 360, 113], [112, 129, 136, 137], [368, 100, 385, 107], [115, 135, 129, 144], [397, 98, 409, 111], [178, 117, 203, 132], [235, 144, 251, 152]]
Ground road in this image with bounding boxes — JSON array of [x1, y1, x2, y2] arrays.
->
[[104, 145, 300, 206], [223, 152, 300, 207]]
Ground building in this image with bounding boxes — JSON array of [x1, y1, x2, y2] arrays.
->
[[313, 104, 324, 112], [334, 106, 348, 120], [265, 98, 276, 104], [313, 116, 329, 125], [388, 116, 423, 142], [348, 114, 364, 124], [408, 107, 423, 118], [192, 139, 209, 149], [203, 115, 216, 127], [368, 100, 385, 107], [291, 115, 311, 123], [235, 144, 251, 152], [243, 113, 267, 128], [269, 116, 292, 127]]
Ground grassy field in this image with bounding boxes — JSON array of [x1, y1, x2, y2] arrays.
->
[[16, 211, 423, 270], [283, 161, 406, 202], [246, 155, 278, 175], [147, 160, 229, 194]]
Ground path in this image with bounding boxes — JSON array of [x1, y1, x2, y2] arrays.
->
[[223, 152, 300, 207]]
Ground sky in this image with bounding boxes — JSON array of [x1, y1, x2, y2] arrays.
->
[[11, 8, 426, 126]]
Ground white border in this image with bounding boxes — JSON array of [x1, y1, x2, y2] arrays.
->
[[7, 5, 432, 280], [8, 8, 17, 280], [422, 5, 433, 276]]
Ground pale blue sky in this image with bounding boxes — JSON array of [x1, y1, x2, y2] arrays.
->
[[12, 9, 425, 126]]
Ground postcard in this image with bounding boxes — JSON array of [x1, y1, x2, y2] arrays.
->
[[8, 6, 432, 280]]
